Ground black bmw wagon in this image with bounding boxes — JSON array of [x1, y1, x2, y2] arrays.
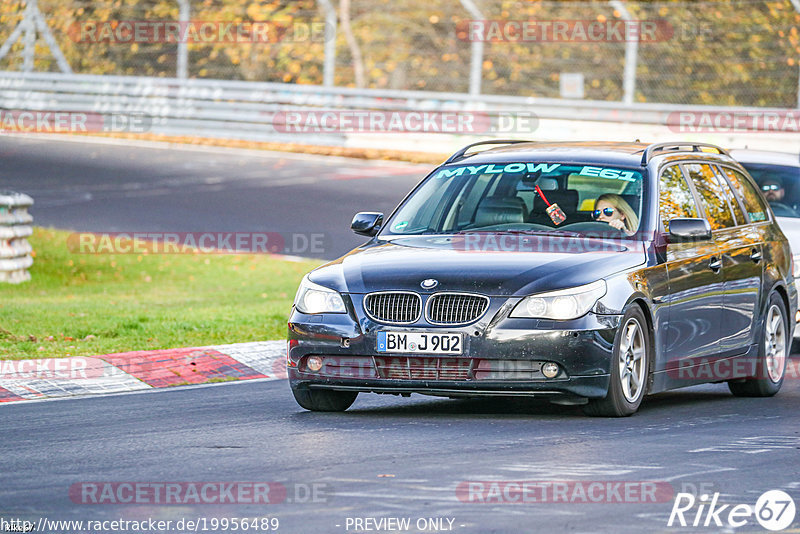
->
[[287, 141, 796, 416]]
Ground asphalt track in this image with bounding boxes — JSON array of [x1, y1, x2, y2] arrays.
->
[[0, 135, 431, 260], [1, 379, 799, 533], [1, 136, 800, 533]]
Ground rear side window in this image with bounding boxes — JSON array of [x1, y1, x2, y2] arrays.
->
[[684, 163, 736, 230], [720, 166, 769, 223], [711, 166, 746, 225], [659, 165, 699, 231]]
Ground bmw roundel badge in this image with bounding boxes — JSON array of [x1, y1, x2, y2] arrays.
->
[[420, 279, 438, 289]]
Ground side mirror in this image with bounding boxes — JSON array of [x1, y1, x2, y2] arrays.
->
[[668, 218, 712, 242], [351, 212, 383, 237]]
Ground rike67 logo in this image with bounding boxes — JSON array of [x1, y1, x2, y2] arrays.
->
[[668, 490, 796, 531]]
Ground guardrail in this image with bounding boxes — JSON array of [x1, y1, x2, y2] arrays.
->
[[0, 191, 33, 284], [1, 71, 798, 148]]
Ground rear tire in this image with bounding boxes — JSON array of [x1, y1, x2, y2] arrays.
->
[[728, 292, 787, 397], [583, 305, 650, 417], [291, 386, 358, 412]]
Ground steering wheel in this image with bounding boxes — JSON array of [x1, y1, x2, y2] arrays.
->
[[558, 221, 628, 236]]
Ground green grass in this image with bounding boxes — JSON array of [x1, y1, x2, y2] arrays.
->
[[0, 228, 321, 359]]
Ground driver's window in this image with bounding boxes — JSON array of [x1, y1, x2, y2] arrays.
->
[[659, 165, 699, 232]]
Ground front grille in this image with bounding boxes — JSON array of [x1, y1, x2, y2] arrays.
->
[[299, 356, 561, 382], [375, 356, 472, 380], [364, 292, 421, 324], [302, 356, 378, 379], [426, 293, 489, 325]]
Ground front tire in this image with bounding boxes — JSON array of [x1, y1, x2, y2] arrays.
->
[[728, 292, 787, 397], [583, 305, 650, 417], [291, 386, 358, 412]]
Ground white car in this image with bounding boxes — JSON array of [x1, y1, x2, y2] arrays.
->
[[730, 149, 800, 344]]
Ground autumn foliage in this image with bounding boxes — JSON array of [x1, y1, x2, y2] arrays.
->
[[0, 0, 798, 106]]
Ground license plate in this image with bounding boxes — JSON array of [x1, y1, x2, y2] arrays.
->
[[376, 332, 462, 354]]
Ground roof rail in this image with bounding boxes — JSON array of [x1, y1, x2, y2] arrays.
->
[[444, 139, 533, 164], [640, 142, 730, 166]]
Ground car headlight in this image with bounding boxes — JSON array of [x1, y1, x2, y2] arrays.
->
[[294, 275, 346, 314], [510, 280, 607, 320]]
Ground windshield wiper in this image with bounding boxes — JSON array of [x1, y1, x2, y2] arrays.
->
[[499, 229, 583, 237]]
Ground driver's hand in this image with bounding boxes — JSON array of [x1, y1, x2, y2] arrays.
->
[[607, 219, 625, 231]]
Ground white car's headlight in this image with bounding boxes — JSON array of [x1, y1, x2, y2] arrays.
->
[[510, 280, 607, 320], [294, 275, 346, 314]]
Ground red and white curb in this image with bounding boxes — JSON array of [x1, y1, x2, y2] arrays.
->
[[0, 341, 286, 403]]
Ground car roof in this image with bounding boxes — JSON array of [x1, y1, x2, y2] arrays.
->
[[729, 149, 800, 168], [449, 141, 736, 168]]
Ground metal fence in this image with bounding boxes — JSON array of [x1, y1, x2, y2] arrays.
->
[[3, 70, 796, 143], [1, 0, 798, 108], [3, 70, 800, 159]]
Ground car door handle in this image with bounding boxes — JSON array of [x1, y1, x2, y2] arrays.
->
[[750, 249, 762, 263], [709, 257, 722, 272]]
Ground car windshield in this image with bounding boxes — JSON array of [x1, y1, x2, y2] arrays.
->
[[738, 162, 800, 218], [383, 161, 645, 237]]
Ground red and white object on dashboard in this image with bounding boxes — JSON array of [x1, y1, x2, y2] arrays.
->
[[535, 185, 567, 225]]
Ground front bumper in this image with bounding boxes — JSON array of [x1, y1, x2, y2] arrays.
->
[[288, 308, 621, 400]]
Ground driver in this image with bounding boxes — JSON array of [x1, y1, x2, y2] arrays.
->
[[759, 179, 799, 217], [593, 193, 639, 236], [760, 179, 785, 202]]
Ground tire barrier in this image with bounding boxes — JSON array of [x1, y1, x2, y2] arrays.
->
[[0, 191, 34, 283]]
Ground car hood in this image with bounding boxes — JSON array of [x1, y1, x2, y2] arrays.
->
[[310, 235, 647, 297]]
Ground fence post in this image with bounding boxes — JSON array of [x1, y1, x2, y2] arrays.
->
[[177, 0, 190, 79], [0, 192, 34, 284], [458, 0, 484, 96], [22, 0, 36, 72], [0, 0, 72, 73], [318, 0, 337, 87], [609, 0, 638, 105]]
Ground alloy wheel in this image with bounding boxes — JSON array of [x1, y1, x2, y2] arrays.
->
[[764, 304, 786, 383], [619, 318, 646, 402]]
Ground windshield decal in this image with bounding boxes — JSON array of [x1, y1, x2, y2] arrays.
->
[[578, 166, 638, 182], [434, 162, 561, 179]]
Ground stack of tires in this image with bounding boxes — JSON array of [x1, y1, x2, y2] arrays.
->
[[0, 191, 34, 283]]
